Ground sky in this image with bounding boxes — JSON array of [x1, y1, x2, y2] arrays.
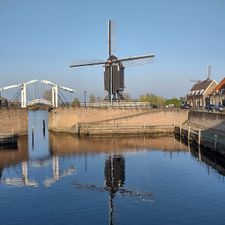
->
[[0, 0, 225, 101]]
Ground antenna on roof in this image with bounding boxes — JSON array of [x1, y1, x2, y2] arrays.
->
[[207, 65, 212, 80]]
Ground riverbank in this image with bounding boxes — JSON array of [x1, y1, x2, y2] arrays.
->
[[174, 110, 225, 156]]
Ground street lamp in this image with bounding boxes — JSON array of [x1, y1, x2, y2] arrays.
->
[[84, 91, 87, 108]]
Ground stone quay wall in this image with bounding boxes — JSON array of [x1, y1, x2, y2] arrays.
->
[[0, 109, 28, 136], [48, 107, 189, 134]]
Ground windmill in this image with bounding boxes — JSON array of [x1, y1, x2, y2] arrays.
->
[[70, 20, 155, 104]]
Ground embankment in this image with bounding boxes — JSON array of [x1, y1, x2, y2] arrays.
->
[[189, 111, 225, 133], [48, 107, 189, 135], [177, 110, 225, 155], [0, 109, 28, 135]]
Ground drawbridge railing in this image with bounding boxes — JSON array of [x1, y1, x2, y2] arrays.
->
[[27, 99, 53, 107]]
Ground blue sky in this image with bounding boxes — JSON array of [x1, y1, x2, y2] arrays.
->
[[0, 0, 225, 100]]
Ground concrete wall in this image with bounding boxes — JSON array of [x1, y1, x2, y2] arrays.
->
[[189, 111, 225, 132], [48, 107, 189, 133], [0, 109, 28, 135]]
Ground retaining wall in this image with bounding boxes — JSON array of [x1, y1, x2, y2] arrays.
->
[[48, 107, 189, 134], [0, 109, 28, 135], [189, 111, 225, 133]]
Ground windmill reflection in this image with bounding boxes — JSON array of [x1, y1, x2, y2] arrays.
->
[[74, 153, 153, 225], [105, 154, 125, 225]]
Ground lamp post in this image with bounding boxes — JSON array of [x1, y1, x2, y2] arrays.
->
[[84, 90, 87, 108]]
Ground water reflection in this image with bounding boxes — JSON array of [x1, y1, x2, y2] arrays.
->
[[74, 153, 153, 225], [49, 132, 189, 155], [2, 129, 225, 188], [1, 126, 225, 225], [1, 125, 225, 190], [0, 111, 76, 187], [175, 135, 225, 179]]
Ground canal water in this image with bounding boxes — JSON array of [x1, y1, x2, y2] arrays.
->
[[0, 110, 225, 225]]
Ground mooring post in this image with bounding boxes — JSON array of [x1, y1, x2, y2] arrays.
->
[[179, 124, 182, 136], [214, 134, 217, 151], [188, 125, 190, 140], [198, 145, 201, 161], [32, 126, 34, 149], [198, 129, 201, 146], [43, 119, 45, 137]]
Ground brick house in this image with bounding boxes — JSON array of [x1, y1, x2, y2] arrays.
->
[[186, 79, 217, 108], [209, 77, 225, 106]]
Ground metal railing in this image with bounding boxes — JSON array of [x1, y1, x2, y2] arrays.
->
[[27, 99, 52, 107]]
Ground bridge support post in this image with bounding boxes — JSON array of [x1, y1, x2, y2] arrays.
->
[[52, 86, 58, 108], [21, 83, 27, 108]]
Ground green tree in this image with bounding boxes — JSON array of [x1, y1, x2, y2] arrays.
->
[[165, 97, 182, 108], [139, 92, 165, 106]]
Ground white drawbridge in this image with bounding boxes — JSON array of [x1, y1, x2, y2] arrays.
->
[[0, 80, 76, 108], [0, 80, 38, 108], [40, 80, 75, 108]]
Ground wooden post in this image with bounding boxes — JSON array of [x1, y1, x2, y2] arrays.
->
[[198, 129, 201, 146], [179, 124, 182, 136], [32, 126, 34, 149], [188, 126, 190, 140], [214, 134, 217, 151], [43, 120, 45, 137], [198, 145, 201, 161]]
